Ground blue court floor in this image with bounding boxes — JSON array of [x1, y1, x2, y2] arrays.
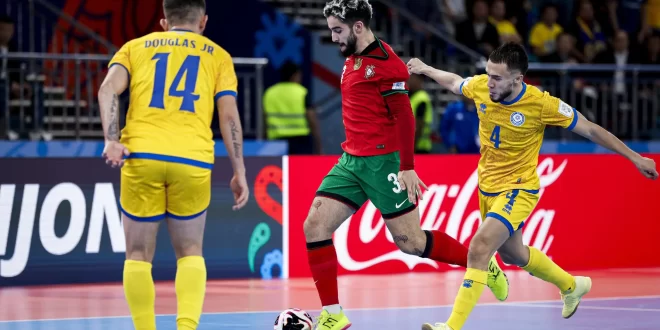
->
[[2, 296, 659, 329]]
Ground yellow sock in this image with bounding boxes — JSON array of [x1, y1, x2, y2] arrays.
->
[[123, 260, 156, 330], [175, 256, 207, 330], [522, 246, 575, 292], [446, 268, 488, 330]]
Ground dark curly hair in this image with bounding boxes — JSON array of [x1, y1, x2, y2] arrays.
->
[[323, 0, 373, 28]]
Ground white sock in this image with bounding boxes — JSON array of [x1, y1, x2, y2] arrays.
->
[[323, 304, 341, 314]]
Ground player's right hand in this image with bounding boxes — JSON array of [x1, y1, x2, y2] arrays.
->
[[102, 141, 129, 168], [634, 156, 658, 180], [230, 173, 250, 211], [397, 170, 428, 204], [406, 58, 428, 75]]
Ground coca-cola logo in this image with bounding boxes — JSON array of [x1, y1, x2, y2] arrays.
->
[[334, 158, 568, 272]]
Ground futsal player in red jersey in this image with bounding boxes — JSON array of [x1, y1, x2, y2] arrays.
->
[[304, 1, 509, 329]]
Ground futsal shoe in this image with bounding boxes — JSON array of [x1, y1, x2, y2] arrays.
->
[[314, 309, 351, 330], [486, 255, 509, 301], [561, 276, 592, 318], [422, 322, 452, 330]]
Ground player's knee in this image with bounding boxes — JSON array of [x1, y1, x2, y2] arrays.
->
[[171, 237, 203, 259], [467, 235, 492, 263], [303, 213, 330, 242], [125, 242, 154, 262], [499, 251, 526, 266]]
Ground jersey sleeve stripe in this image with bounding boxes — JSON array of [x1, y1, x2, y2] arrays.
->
[[567, 108, 579, 131], [109, 63, 131, 80], [459, 80, 466, 95], [381, 90, 409, 97], [215, 90, 237, 101]]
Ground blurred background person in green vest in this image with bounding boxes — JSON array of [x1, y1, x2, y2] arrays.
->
[[408, 73, 433, 154], [263, 61, 322, 154]]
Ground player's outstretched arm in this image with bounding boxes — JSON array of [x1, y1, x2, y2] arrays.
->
[[98, 65, 129, 167], [217, 95, 250, 210], [406, 58, 463, 95], [571, 110, 658, 180]]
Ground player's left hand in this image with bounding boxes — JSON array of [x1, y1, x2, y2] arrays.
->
[[230, 173, 250, 211], [633, 156, 658, 180], [102, 141, 130, 168], [397, 170, 428, 204]]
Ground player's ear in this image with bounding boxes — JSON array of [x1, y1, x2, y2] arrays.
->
[[353, 21, 364, 35], [199, 15, 208, 33], [160, 18, 169, 31]]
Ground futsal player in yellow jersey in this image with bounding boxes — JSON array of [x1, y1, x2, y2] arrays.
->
[[98, 1, 249, 329], [407, 43, 658, 330]]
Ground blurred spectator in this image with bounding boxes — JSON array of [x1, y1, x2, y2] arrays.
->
[[455, 0, 500, 57], [440, 0, 468, 37], [504, 0, 534, 44], [439, 95, 479, 154], [0, 15, 30, 140], [408, 74, 433, 154], [641, 31, 660, 64], [528, 4, 563, 58], [639, 0, 660, 42], [591, 0, 619, 39], [489, 0, 523, 44], [617, 0, 647, 40], [262, 62, 322, 155], [593, 30, 639, 92], [569, 0, 607, 62], [539, 32, 580, 63]]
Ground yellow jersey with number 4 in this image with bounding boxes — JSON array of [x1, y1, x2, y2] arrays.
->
[[459, 74, 578, 194], [108, 28, 237, 167]]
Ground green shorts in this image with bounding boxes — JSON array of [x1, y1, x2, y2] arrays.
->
[[316, 152, 417, 219]]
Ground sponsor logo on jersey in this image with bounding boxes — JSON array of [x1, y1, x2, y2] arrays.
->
[[392, 82, 405, 90]]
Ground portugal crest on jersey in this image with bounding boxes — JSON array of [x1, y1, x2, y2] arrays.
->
[[364, 65, 375, 79], [510, 111, 525, 126]]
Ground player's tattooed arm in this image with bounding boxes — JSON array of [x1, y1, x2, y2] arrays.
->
[[106, 94, 120, 141], [98, 65, 129, 142], [229, 118, 242, 159], [217, 94, 246, 174]]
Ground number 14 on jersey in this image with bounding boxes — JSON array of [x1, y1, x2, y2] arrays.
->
[[149, 53, 201, 113]]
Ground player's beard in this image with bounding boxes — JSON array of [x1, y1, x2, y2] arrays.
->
[[340, 31, 358, 57], [490, 83, 514, 102]]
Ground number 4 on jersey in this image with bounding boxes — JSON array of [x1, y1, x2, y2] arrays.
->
[[149, 53, 201, 112], [490, 125, 501, 148]]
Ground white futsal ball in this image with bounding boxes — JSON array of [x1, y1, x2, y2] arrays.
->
[[273, 308, 314, 330]]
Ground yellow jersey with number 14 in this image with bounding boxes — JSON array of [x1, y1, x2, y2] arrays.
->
[[459, 74, 579, 194], [108, 28, 237, 168]]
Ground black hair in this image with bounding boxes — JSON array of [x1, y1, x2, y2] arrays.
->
[[163, 0, 206, 25], [540, 3, 558, 16], [488, 42, 529, 75], [279, 61, 300, 81], [323, 0, 373, 28], [0, 15, 14, 24]]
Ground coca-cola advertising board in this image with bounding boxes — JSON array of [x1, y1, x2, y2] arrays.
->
[[286, 154, 660, 277]]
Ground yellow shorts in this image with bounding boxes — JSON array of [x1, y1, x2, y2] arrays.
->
[[478, 188, 540, 236], [120, 157, 211, 221]]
